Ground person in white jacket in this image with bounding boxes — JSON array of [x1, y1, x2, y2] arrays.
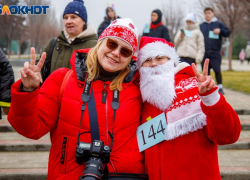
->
[[174, 13, 205, 65]]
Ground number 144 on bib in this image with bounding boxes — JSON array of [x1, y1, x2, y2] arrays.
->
[[136, 113, 167, 152]]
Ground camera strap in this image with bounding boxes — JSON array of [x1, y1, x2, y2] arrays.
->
[[78, 78, 100, 142], [103, 89, 120, 175], [78, 77, 120, 150], [87, 89, 100, 141]]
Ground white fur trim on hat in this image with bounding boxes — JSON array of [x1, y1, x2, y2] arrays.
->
[[137, 41, 180, 68]]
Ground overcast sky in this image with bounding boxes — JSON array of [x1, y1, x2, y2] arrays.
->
[[51, 0, 199, 34]]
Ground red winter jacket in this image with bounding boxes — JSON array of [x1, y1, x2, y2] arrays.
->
[[141, 65, 241, 180], [8, 49, 144, 179]]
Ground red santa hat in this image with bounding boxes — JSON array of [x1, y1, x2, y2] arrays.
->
[[98, 18, 139, 55], [137, 36, 179, 68]]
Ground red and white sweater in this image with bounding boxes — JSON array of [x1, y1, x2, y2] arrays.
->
[[141, 63, 241, 180]]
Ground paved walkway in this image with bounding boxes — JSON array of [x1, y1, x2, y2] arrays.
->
[[224, 89, 250, 111], [196, 59, 250, 72]]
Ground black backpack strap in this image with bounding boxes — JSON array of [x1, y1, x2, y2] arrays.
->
[[49, 38, 57, 61], [41, 38, 57, 82]]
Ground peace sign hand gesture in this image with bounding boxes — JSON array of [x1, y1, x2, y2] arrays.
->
[[20, 47, 46, 91], [191, 59, 215, 94]]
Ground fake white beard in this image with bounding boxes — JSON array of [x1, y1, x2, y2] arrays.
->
[[139, 60, 176, 112]]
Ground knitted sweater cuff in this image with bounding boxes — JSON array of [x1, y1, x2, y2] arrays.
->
[[199, 87, 220, 106]]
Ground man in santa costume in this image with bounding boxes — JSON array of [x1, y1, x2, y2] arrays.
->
[[137, 36, 241, 180]]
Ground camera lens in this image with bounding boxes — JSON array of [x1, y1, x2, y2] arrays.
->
[[80, 158, 103, 180], [77, 140, 110, 180]]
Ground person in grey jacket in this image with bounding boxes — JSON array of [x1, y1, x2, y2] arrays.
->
[[174, 13, 204, 65], [0, 48, 15, 119], [200, 7, 230, 94]]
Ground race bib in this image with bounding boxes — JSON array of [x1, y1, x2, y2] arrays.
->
[[184, 29, 192, 37], [143, 23, 150, 34], [209, 31, 219, 39], [136, 113, 167, 152]]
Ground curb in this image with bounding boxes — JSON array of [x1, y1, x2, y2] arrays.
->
[[0, 144, 51, 152], [235, 110, 250, 115], [221, 169, 250, 180], [0, 168, 47, 180], [0, 140, 248, 152], [241, 123, 250, 130], [1, 121, 250, 131], [221, 173, 250, 180], [0, 175, 47, 180], [0, 125, 14, 132], [219, 141, 250, 150], [0, 171, 249, 180]]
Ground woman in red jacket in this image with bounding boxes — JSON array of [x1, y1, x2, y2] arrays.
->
[[8, 18, 147, 180]]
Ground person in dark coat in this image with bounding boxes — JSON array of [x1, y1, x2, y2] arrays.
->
[[142, 9, 170, 42], [0, 48, 15, 119], [97, 5, 120, 38], [200, 7, 230, 95]]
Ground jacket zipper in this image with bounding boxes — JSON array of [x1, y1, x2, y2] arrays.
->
[[102, 84, 107, 103], [208, 23, 211, 51], [102, 83, 116, 172], [53, 48, 62, 70], [102, 83, 109, 145]]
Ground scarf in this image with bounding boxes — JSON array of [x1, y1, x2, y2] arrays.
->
[[165, 64, 207, 140], [150, 22, 163, 30]]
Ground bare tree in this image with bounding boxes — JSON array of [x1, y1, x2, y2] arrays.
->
[[0, 0, 26, 58], [242, 0, 250, 16], [162, 0, 185, 43], [24, 0, 60, 51], [16, 22, 29, 58], [197, 0, 247, 70], [238, 0, 250, 41]]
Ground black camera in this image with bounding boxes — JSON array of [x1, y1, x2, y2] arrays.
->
[[76, 140, 111, 180]]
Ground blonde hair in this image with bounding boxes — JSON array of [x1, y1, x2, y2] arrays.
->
[[86, 40, 131, 91]]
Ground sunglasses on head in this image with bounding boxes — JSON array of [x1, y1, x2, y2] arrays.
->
[[106, 38, 133, 58]]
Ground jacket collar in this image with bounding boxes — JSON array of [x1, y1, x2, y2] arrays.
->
[[70, 49, 139, 84], [63, 23, 97, 44], [185, 23, 199, 31], [150, 22, 162, 30], [204, 16, 217, 24]]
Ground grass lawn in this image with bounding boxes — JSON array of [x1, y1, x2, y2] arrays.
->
[[211, 71, 250, 94]]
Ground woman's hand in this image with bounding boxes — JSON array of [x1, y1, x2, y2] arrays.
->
[[191, 59, 215, 94], [20, 47, 46, 91]]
